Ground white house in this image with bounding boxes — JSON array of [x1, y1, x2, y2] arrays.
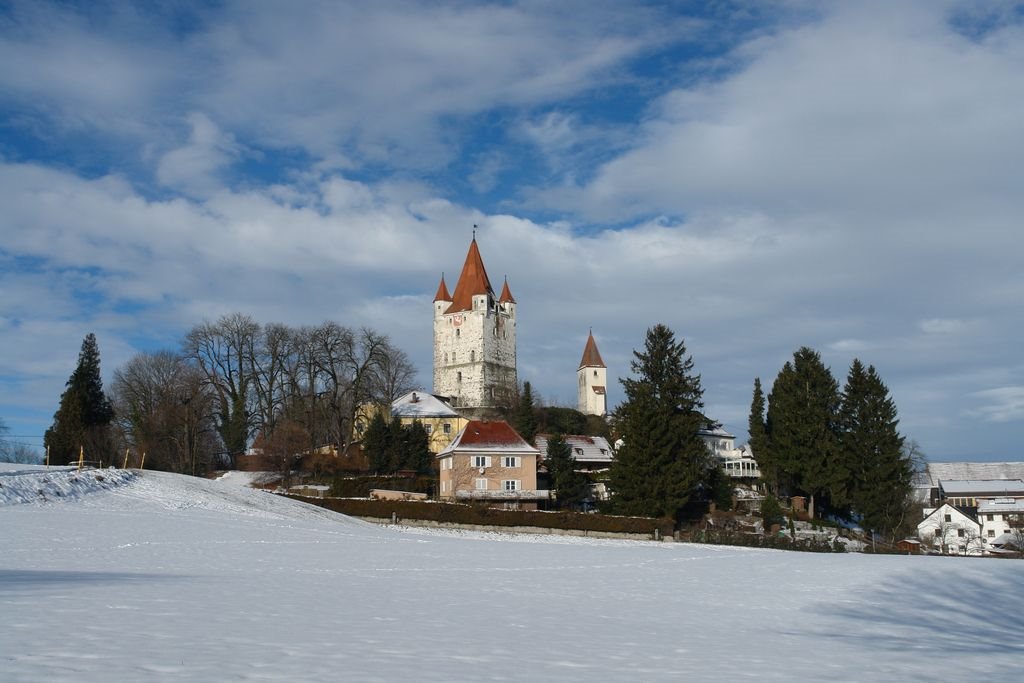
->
[[698, 427, 762, 480], [917, 503, 983, 555], [977, 498, 1024, 546]]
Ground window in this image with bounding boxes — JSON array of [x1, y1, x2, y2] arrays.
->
[[457, 371, 462, 382], [473, 455, 491, 468], [987, 514, 994, 521], [444, 353, 448, 363], [455, 328, 460, 337], [424, 424, 432, 434], [988, 529, 996, 537], [503, 480, 520, 492], [475, 478, 488, 490], [944, 514, 952, 523], [452, 352, 456, 362], [470, 350, 475, 362], [443, 423, 451, 434], [502, 456, 520, 468], [957, 529, 965, 538], [575, 448, 584, 455]]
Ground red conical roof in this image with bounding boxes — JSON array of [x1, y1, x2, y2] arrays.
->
[[445, 238, 495, 314], [579, 331, 606, 369], [433, 274, 451, 302], [498, 277, 516, 304]]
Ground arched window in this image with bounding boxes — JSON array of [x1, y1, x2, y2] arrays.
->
[[470, 351, 475, 362]]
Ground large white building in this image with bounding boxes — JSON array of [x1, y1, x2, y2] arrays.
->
[[432, 238, 517, 411]]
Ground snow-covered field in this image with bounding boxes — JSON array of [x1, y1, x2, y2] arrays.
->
[[2, 464, 1022, 681]]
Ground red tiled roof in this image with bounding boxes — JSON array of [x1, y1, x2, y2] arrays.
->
[[579, 331, 606, 369], [498, 278, 516, 304], [440, 420, 539, 454], [445, 238, 495, 314], [433, 274, 451, 302]]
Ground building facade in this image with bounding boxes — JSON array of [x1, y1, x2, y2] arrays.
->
[[577, 330, 607, 417], [432, 238, 516, 410], [437, 420, 544, 509]]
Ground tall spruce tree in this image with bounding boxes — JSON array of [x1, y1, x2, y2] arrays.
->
[[748, 377, 770, 490], [609, 324, 707, 520], [362, 411, 390, 473], [44, 333, 115, 464], [764, 347, 841, 517], [838, 360, 911, 540], [513, 381, 538, 443], [546, 433, 591, 510]]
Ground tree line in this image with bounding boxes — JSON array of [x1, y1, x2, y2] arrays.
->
[[750, 347, 915, 540], [602, 326, 913, 540], [44, 315, 416, 474]]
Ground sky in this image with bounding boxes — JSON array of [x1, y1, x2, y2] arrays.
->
[[1, 0, 1022, 461]]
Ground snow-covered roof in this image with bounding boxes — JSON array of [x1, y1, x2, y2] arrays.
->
[[698, 427, 735, 439], [921, 462, 1024, 487], [438, 420, 539, 456], [391, 391, 459, 419], [534, 434, 614, 464], [977, 498, 1024, 514], [939, 479, 1024, 496]]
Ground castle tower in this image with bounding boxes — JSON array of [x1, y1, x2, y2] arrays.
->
[[578, 330, 607, 416], [433, 238, 517, 410]]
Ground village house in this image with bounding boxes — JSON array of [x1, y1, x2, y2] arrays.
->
[[917, 503, 983, 555], [698, 427, 762, 482], [437, 419, 545, 509]]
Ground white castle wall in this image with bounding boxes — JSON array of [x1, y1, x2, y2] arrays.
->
[[434, 293, 516, 409]]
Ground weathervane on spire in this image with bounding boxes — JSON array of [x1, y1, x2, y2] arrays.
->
[[473, 224, 477, 240]]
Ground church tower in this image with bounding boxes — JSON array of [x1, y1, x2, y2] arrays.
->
[[578, 330, 607, 416], [433, 237, 517, 410]]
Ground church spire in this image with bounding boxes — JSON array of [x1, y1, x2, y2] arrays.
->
[[579, 330, 606, 370]]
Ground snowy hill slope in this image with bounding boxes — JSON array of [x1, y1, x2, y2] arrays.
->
[[2, 466, 1023, 681]]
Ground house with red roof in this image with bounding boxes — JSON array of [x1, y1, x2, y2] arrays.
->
[[437, 419, 545, 509]]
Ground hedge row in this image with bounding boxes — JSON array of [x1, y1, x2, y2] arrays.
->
[[329, 475, 434, 498], [286, 495, 674, 537], [693, 528, 846, 553]]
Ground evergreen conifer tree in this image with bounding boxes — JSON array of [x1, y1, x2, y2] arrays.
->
[[362, 411, 390, 473], [609, 324, 707, 520], [404, 420, 433, 474], [513, 381, 538, 443], [748, 377, 770, 490], [764, 347, 841, 517], [837, 360, 911, 540], [546, 433, 591, 510], [44, 333, 115, 464]]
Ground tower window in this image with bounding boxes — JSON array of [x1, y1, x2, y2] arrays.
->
[[456, 328, 460, 337], [444, 353, 448, 363], [457, 372, 462, 382], [470, 351, 475, 362], [452, 352, 456, 363]]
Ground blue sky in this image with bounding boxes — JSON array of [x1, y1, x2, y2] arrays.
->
[[2, 0, 1022, 461]]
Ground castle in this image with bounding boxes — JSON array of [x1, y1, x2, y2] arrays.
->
[[432, 237, 517, 411], [433, 237, 606, 417]]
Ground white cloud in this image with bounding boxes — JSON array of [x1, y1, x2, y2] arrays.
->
[[156, 113, 244, 196], [966, 387, 1024, 423], [919, 318, 964, 335]]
